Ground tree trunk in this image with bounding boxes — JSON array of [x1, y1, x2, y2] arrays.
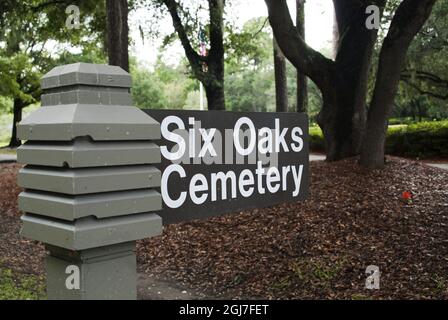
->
[[9, 98, 23, 148], [317, 85, 366, 161], [296, 0, 307, 113], [316, 2, 379, 161], [204, 84, 225, 111], [265, 0, 381, 161], [273, 37, 288, 112], [360, 0, 437, 168], [106, 0, 129, 71], [331, 5, 339, 60]]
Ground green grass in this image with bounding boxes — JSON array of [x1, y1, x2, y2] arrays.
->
[[309, 126, 323, 137], [0, 267, 46, 300], [271, 258, 347, 292]]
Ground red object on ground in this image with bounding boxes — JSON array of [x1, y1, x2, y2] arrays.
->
[[402, 191, 412, 200]]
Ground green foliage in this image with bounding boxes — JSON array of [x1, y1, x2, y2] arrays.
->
[[309, 126, 325, 152], [226, 67, 274, 112], [0, 267, 46, 300], [131, 58, 196, 109], [395, 0, 448, 119], [0, 106, 13, 147], [389, 118, 423, 125], [132, 67, 167, 109], [367, 1, 448, 124], [386, 120, 448, 158], [0, 0, 106, 102], [225, 17, 325, 114], [0, 53, 39, 106], [310, 121, 448, 158], [225, 17, 272, 71]]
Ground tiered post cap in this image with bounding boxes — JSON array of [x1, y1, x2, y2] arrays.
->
[[41, 63, 132, 89], [18, 63, 160, 141], [17, 63, 163, 251]]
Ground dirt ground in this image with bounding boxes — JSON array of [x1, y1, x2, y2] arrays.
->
[[1, 157, 447, 299]]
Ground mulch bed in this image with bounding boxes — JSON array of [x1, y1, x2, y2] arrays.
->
[[0, 164, 46, 276], [1, 157, 447, 299]]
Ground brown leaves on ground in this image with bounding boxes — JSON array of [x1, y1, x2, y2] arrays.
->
[[0, 157, 447, 299], [138, 157, 448, 299], [0, 163, 46, 275]]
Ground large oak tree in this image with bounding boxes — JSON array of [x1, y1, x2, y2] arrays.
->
[[265, 0, 437, 167]]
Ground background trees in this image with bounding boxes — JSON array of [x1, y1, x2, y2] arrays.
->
[[0, 0, 446, 168], [397, 0, 448, 118], [142, 0, 226, 110], [266, 0, 438, 167], [0, 0, 105, 147]]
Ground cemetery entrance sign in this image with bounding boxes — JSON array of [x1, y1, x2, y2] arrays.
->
[[144, 110, 309, 224], [16, 63, 309, 300]]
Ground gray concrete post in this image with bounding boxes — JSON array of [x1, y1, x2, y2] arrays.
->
[[16, 63, 163, 300]]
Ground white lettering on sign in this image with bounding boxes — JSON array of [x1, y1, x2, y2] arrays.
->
[[161, 162, 304, 209], [159, 116, 306, 210]]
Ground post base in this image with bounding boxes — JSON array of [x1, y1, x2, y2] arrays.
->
[[45, 241, 137, 300]]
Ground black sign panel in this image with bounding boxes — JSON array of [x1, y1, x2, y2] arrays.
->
[[144, 110, 309, 224]]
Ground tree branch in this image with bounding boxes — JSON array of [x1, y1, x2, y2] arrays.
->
[[361, 0, 437, 167], [401, 78, 448, 100], [264, 0, 334, 91], [401, 70, 448, 86], [162, 0, 204, 80]]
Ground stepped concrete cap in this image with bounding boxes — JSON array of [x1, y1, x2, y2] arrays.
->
[[18, 189, 162, 221], [17, 140, 161, 168], [20, 213, 163, 250], [41, 63, 132, 89], [17, 104, 160, 141], [18, 165, 161, 195]]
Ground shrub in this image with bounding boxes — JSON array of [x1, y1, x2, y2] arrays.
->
[[386, 120, 448, 158], [309, 126, 325, 152], [388, 118, 415, 126], [309, 120, 448, 158]]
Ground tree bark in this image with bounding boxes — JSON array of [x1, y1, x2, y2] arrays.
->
[[206, 0, 225, 110], [273, 37, 288, 112], [296, 0, 307, 113], [106, 0, 129, 71], [9, 98, 23, 148], [265, 0, 382, 161], [204, 84, 225, 111], [360, 0, 437, 168], [331, 3, 339, 60]]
